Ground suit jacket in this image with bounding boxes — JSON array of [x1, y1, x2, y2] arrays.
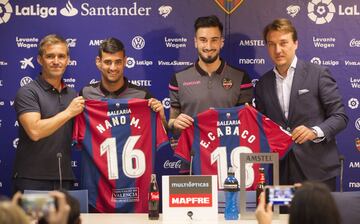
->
[[255, 60, 348, 181]]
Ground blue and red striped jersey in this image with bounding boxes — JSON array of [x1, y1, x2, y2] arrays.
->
[[175, 106, 293, 190], [73, 98, 168, 213]]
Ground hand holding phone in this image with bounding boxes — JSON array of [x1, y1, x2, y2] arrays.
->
[[19, 193, 55, 219], [265, 185, 295, 205]]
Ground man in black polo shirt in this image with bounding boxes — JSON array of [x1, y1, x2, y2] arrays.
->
[[80, 37, 166, 125], [14, 34, 85, 192], [168, 15, 253, 132]]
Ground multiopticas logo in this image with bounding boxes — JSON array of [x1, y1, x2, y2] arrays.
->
[[308, 0, 360, 25]]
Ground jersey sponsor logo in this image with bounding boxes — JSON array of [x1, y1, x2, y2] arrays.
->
[[349, 182, 360, 188], [355, 138, 360, 152], [215, 0, 244, 14], [312, 36, 336, 48], [355, 118, 360, 131], [13, 138, 19, 148], [308, 0, 335, 24], [239, 58, 265, 64], [164, 37, 187, 48], [0, 0, 13, 25], [89, 39, 104, 46], [128, 79, 151, 87], [63, 77, 76, 88], [162, 98, 171, 109], [182, 80, 200, 87], [111, 187, 140, 202], [310, 57, 339, 66], [345, 60, 360, 66], [20, 76, 33, 87], [350, 38, 360, 47], [20, 57, 34, 69], [80, 2, 151, 17], [239, 39, 265, 47], [350, 77, 360, 89], [16, 36, 39, 49], [286, 5, 300, 17], [222, 78, 233, 90], [348, 98, 359, 109], [158, 60, 193, 66], [158, 5, 172, 18], [132, 36, 145, 50], [60, 0, 78, 17], [66, 38, 77, 48], [163, 159, 181, 169]]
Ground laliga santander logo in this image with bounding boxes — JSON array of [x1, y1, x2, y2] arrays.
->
[[308, 0, 336, 24], [0, 0, 13, 24]]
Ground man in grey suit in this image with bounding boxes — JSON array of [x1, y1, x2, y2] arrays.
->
[[255, 18, 348, 191]]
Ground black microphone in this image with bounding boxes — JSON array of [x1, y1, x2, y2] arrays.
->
[[339, 155, 345, 192], [189, 149, 195, 176], [57, 152, 63, 190]]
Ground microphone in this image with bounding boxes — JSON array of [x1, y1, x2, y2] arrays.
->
[[339, 155, 345, 192], [189, 149, 195, 176], [57, 152, 63, 190]]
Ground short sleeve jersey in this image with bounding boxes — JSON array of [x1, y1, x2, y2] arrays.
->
[[175, 106, 293, 190], [169, 60, 253, 116], [72, 98, 168, 213], [14, 75, 77, 180]]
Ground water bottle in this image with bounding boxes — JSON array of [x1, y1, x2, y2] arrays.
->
[[224, 167, 239, 220]]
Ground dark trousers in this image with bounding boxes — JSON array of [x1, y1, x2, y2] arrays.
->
[[13, 177, 73, 195], [280, 150, 336, 190]]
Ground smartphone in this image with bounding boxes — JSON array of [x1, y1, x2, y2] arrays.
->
[[265, 185, 295, 205], [19, 194, 55, 218]]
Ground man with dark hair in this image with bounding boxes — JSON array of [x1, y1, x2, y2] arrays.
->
[[14, 34, 85, 192], [255, 18, 348, 190], [80, 37, 165, 124], [168, 15, 253, 132]]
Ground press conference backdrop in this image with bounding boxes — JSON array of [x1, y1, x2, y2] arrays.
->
[[0, 0, 359, 197]]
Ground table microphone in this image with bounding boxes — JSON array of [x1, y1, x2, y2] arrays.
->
[[189, 149, 195, 176], [57, 152, 63, 190], [339, 155, 345, 192]]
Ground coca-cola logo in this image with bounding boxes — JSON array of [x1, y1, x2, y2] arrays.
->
[[163, 160, 181, 169], [350, 38, 360, 47]]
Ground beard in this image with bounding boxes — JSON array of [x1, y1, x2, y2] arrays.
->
[[199, 52, 219, 64]]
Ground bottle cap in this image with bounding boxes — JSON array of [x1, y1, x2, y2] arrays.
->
[[228, 167, 235, 175]]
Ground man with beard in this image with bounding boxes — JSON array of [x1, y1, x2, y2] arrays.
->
[[168, 15, 253, 133], [80, 37, 166, 125]]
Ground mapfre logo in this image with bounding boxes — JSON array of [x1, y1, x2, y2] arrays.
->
[[0, 0, 13, 24], [308, 0, 336, 24]]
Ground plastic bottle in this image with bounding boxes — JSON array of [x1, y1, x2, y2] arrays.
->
[[256, 167, 266, 206], [224, 167, 239, 220], [148, 174, 159, 220]]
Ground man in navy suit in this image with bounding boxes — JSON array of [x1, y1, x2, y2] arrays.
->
[[255, 18, 348, 191]]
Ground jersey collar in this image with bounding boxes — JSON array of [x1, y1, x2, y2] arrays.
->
[[99, 77, 129, 97], [195, 58, 225, 76]]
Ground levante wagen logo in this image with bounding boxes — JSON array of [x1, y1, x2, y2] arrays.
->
[[214, 0, 244, 14]]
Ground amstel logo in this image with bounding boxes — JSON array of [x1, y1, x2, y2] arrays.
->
[[308, 0, 336, 24], [0, 0, 13, 24], [214, 0, 244, 14]]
